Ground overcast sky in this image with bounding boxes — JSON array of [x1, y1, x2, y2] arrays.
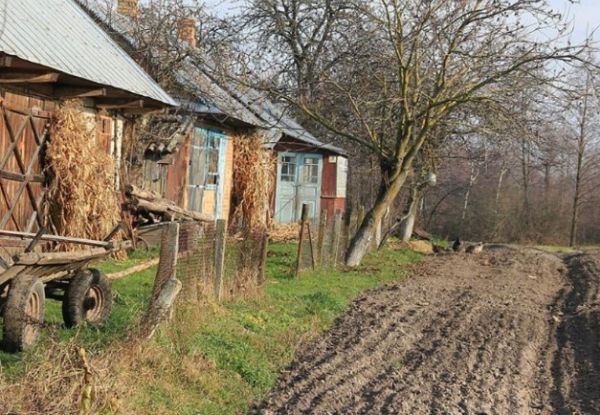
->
[[205, 0, 600, 42]]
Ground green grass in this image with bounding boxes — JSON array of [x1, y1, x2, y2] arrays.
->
[[135, 243, 421, 414], [533, 245, 600, 254], [0, 249, 159, 372], [0, 243, 421, 414]]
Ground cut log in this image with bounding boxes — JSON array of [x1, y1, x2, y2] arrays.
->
[[107, 258, 159, 280], [141, 278, 182, 340], [126, 184, 213, 223]]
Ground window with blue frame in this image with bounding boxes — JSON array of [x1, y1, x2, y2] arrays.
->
[[280, 155, 297, 182], [205, 134, 220, 187]]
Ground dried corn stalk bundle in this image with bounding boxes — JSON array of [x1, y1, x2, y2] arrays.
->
[[231, 133, 274, 232], [45, 101, 120, 249]]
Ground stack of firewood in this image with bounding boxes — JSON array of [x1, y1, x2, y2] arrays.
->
[[124, 185, 213, 225]]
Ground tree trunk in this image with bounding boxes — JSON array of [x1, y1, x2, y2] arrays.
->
[[459, 164, 478, 231], [570, 74, 590, 247], [493, 168, 507, 237], [345, 169, 409, 267], [399, 187, 422, 241], [521, 136, 531, 231]]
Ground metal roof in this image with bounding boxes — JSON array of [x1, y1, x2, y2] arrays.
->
[[0, 0, 176, 106], [221, 83, 347, 156], [175, 61, 266, 127], [76, 0, 344, 153], [78, 0, 263, 126]]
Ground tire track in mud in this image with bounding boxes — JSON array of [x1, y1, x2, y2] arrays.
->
[[545, 253, 600, 415], [253, 247, 600, 415]]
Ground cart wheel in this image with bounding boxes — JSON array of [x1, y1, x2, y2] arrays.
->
[[3, 275, 45, 352], [62, 269, 112, 328]]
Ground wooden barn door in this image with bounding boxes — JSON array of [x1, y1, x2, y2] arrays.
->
[[0, 101, 50, 234]]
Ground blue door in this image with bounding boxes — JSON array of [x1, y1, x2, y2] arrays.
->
[[187, 127, 227, 219], [275, 152, 322, 223]]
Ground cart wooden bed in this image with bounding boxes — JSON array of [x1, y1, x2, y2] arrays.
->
[[0, 229, 131, 352]]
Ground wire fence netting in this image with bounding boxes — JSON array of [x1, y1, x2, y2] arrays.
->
[[171, 221, 267, 302]]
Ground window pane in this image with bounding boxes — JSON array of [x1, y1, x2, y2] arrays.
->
[[280, 156, 296, 182], [208, 149, 219, 175], [303, 157, 319, 184], [207, 173, 218, 185]]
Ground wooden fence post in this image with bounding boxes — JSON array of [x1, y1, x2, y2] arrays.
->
[[257, 227, 269, 287], [316, 210, 327, 268], [214, 219, 227, 301], [294, 203, 310, 277], [357, 204, 366, 228], [343, 205, 353, 252], [142, 222, 182, 340], [332, 209, 342, 266]]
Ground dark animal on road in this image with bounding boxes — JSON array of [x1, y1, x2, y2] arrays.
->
[[452, 237, 464, 252]]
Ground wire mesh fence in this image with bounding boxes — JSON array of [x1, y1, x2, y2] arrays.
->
[[150, 220, 268, 306]]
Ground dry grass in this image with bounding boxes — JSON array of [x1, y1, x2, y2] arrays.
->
[[388, 239, 434, 254], [0, 303, 220, 415], [46, 101, 120, 247], [0, 336, 122, 414], [231, 134, 274, 233], [269, 223, 300, 242]]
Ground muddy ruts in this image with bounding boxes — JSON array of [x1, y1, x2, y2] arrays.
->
[[252, 247, 600, 415]]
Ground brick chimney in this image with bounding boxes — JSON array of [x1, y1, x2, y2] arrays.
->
[[117, 0, 138, 18], [177, 17, 197, 49]]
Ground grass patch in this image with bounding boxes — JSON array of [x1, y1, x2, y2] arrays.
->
[[0, 250, 158, 374], [0, 243, 420, 415], [130, 243, 421, 414], [533, 245, 600, 254]]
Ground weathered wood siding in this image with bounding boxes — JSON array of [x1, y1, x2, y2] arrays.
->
[[0, 91, 54, 235]]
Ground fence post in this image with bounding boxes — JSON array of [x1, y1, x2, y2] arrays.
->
[[294, 203, 310, 277], [257, 227, 269, 287], [332, 209, 342, 266], [214, 219, 227, 301], [357, 204, 366, 228], [316, 210, 327, 268], [343, 205, 353, 252], [150, 222, 179, 302], [142, 222, 182, 339]]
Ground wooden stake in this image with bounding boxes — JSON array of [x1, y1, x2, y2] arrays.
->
[[332, 210, 343, 266], [357, 204, 366, 228], [306, 221, 316, 270], [294, 204, 310, 277], [343, 206, 353, 252], [257, 228, 269, 287], [142, 222, 181, 339], [316, 211, 327, 267], [214, 219, 227, 300]]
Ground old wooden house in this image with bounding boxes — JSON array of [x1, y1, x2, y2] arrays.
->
[[79, 0, 266, 222], [80, 0, 348, 225], [0, 0, 175, 249], [220, 86, 349, 224]]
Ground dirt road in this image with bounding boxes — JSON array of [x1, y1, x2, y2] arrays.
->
[[254, 246, 600, 414]]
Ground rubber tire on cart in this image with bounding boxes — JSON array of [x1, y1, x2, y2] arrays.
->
[[62, 268, 113, 328], [3, 275, 45, 352]]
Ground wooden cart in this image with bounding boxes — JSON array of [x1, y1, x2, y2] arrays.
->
[[0, 229, 130, 352]]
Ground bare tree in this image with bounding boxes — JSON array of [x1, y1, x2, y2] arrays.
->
[[565, 68, 600, 246], [237, 0, 584, 265]]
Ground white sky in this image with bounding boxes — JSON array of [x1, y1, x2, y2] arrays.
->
[[547, 0, 600, 42], [205, 0, 600, 42]]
